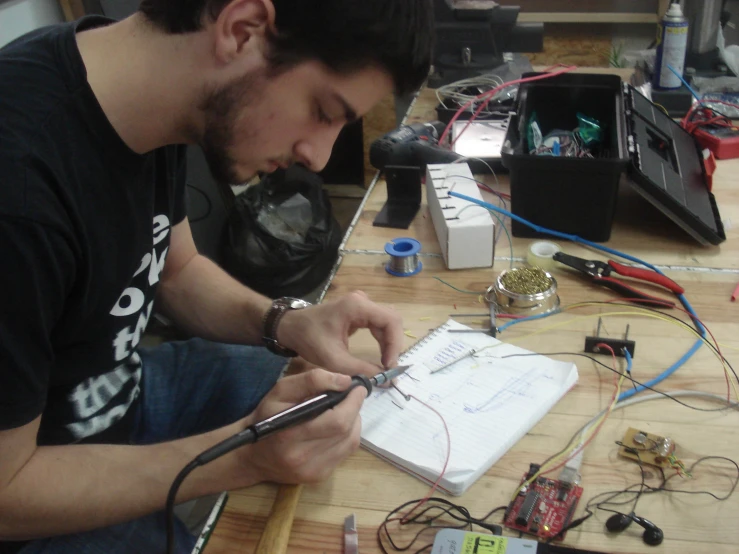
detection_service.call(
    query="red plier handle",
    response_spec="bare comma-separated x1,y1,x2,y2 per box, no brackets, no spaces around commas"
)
596,276,676,308
607,261,685,294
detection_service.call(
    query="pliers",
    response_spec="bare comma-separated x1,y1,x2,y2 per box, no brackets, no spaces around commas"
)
553,252,684,308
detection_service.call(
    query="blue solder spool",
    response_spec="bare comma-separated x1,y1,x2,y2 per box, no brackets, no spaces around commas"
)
384,238,422,277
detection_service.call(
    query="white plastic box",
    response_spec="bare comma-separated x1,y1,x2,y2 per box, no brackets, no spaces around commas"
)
426,163,494,269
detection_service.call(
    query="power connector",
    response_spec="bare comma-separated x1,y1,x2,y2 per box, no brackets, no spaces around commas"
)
584,318,635,358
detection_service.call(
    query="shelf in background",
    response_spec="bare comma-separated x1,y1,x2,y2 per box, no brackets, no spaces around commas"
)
518,12,659,24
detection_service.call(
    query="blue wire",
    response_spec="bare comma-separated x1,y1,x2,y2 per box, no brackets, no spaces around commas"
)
489,212,514,269
448,190,706,401
666,64,701,102
624,348,633,376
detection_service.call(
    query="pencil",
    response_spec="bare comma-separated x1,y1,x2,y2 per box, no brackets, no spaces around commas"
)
732,280,739,302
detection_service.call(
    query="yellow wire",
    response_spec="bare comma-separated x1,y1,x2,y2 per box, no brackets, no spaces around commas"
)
496,304,735,502
509,364,626,501
477,308,736,399
566,303,739,403
653,102,670,115
486,307,739,403
718,342,739,352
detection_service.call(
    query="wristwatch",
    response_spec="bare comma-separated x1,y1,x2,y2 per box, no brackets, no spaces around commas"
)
262,297,312,357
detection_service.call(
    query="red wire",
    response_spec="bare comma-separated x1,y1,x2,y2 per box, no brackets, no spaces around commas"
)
398,394,452,524
476,182,511,199
450,66,578,148
438,66,578,147
541,63,576,72
682,100,739,138
698,98,739,112
540,343,621,477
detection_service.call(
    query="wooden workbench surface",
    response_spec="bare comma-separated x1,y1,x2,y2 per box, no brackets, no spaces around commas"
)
206,76,739,554
207,258,739,554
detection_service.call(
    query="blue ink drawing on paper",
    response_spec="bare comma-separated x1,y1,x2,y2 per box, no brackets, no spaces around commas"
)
462,368,540,414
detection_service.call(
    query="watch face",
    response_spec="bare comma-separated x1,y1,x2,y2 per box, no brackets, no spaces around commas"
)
286,298,311,309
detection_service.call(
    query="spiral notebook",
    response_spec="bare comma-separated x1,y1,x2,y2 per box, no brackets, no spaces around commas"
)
360,319,579,495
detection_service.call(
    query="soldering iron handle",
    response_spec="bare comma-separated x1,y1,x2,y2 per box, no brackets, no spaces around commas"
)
252,375,371,440
195,376,371,465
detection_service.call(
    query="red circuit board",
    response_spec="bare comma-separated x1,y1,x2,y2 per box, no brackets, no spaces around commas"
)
503,473,583,541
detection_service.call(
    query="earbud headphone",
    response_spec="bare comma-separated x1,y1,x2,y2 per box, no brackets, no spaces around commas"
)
605,511,664,546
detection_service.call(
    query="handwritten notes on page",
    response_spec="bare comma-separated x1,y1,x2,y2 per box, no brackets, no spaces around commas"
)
360,319,579,495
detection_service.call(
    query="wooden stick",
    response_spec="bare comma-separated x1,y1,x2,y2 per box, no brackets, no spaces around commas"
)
255,484,303,554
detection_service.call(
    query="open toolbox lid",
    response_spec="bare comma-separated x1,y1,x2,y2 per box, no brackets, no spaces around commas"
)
621,83,726,245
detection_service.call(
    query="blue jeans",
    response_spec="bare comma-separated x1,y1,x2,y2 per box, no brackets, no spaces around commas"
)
18,339,286,554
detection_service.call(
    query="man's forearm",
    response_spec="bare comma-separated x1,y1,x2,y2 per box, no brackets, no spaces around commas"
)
157,253,271,345
0,420,255,540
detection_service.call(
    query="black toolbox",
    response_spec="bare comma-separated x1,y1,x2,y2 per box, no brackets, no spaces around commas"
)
501,72,725,245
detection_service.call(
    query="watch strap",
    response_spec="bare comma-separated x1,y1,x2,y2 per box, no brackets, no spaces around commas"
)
262,298,310,357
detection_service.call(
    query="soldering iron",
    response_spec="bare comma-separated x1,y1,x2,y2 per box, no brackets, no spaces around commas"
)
165,365,410,554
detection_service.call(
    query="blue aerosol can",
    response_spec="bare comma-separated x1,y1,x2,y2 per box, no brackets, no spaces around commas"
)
653,2,689,90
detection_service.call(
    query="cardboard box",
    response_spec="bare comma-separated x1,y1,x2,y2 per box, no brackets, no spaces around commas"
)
426,163,495,269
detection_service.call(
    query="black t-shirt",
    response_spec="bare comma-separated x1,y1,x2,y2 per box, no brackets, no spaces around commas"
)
0,17,187,446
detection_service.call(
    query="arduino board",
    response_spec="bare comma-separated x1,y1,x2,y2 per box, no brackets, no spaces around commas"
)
504,473,583,541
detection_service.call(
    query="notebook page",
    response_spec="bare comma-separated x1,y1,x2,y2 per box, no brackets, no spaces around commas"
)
360,319,578,494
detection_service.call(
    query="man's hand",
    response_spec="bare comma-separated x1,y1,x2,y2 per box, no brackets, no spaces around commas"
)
276,291,404,377
241,369,365,484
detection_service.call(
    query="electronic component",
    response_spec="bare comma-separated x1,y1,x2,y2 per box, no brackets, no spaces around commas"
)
431,530,541,554
583,317,636,358
558,466,581,489
619,427,678,469
693,125,739,160
515,491,540,526
681,102,739,160
525,463,540,481
505,470,583,541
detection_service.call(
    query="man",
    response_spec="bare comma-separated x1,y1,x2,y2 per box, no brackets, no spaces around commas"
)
0,0,433,552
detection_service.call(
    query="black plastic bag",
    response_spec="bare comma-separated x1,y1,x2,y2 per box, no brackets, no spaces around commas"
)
221,166,342,299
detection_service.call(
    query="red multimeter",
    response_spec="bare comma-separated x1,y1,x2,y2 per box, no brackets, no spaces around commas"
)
692,124,739,160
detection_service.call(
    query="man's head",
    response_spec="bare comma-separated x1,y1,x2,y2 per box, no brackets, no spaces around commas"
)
137,0,434,184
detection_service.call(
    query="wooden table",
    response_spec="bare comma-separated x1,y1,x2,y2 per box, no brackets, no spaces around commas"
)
207,79,739,554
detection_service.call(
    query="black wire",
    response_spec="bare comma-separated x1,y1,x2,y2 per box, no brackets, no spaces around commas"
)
616,444,647,514
497,352,739,413
186,183,213,223
551,452,739,541
378,499,506,554
562,300,739,387
495,350,739,482
165,459,201,554
660,456,739,500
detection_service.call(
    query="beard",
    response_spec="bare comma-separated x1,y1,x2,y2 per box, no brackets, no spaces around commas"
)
198,72,263,186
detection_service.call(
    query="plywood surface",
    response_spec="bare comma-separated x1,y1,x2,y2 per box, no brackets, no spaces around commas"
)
207,67,739,554
207,258,739,554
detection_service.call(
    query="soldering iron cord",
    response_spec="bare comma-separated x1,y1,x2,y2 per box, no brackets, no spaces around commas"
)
447,190,706,402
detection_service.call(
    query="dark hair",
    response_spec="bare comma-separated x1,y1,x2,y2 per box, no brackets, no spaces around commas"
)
138,0,434,95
